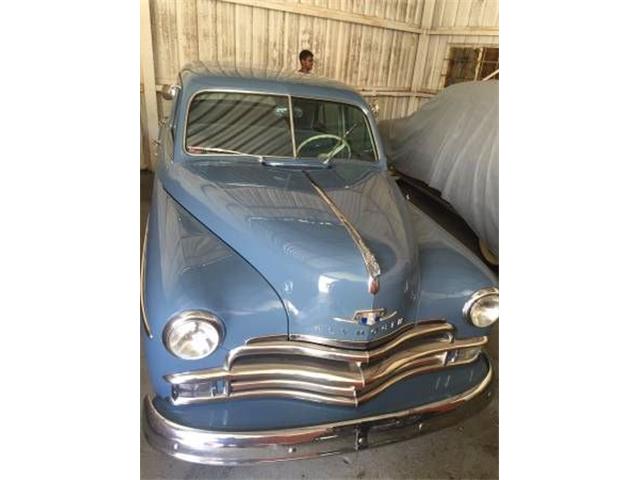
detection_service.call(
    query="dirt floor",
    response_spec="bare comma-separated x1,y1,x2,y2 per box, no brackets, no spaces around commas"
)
140,170,498,479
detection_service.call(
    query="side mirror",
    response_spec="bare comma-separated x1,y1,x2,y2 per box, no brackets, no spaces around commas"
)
161,84,178,100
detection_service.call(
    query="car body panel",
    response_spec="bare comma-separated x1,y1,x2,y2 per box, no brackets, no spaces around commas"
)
142,179,289,397
142,64,498,455
158,160,420,343
409,203,497,338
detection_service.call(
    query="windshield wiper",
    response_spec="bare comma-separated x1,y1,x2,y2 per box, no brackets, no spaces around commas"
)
187,146,328,169
187,146,265,163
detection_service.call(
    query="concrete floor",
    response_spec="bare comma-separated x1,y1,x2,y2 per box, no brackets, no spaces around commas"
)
140,171,498,479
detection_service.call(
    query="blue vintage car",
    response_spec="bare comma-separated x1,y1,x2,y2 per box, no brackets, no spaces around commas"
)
141,62,499,465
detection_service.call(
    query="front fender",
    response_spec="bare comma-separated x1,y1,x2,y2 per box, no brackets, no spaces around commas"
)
142,178,288,397
410,203,498,338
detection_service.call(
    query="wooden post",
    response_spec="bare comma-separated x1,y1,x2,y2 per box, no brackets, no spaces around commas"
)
408,1,437,115
474,47,484,81
140,0,159,170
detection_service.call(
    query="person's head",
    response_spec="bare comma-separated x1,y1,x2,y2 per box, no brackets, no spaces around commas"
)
298,50,314,73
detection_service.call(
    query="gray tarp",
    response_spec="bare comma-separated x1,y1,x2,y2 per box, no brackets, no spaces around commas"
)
379,81,498,257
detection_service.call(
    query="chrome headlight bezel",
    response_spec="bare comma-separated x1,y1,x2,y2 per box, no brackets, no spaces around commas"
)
463,287,499,328
162,310,225,360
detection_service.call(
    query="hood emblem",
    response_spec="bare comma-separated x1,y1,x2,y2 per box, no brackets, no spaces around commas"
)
335,308,399,326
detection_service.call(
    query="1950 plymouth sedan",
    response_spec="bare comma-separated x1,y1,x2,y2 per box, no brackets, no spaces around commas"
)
141,62,499,465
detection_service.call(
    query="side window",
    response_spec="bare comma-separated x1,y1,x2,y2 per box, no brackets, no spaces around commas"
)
445,46,499,86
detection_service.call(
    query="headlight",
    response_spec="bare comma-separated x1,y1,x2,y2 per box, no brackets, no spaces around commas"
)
163,311,224,360
463,287,499,327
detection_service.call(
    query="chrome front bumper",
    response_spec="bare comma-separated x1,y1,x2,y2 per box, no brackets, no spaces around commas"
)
142,358,494,465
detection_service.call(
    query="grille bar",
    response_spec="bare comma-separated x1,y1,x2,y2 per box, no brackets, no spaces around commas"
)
165,321,487,407
224,321,454,369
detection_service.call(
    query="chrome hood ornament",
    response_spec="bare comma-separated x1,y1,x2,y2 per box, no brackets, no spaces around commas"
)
335,308,400,326
333,308,404,330
304,172,381,295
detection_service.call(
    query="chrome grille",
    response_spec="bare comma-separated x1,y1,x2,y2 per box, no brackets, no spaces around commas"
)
165,321,487,407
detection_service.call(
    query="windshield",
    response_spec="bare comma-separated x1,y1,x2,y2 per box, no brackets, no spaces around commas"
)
185,92,377,163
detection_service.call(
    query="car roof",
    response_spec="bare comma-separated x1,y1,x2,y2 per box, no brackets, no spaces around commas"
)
178,61,367,107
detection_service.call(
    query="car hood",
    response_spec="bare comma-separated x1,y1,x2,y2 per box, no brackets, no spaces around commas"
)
161,161,420,343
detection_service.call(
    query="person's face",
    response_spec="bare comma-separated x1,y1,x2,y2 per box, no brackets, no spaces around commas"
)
300,56,314,72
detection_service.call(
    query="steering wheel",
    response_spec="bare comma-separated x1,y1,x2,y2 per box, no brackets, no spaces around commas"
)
296,134,351,163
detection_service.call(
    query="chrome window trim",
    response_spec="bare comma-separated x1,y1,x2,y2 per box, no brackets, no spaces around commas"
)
304,171,381,294
462,287,499,323
162,310,225,360
183,90,293,158
143,358,494,465
140,216,152,338
180,88,380,163
287,94,297,155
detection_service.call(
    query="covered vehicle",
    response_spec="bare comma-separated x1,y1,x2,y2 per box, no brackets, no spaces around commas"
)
141,63,498,465
379,81,498,262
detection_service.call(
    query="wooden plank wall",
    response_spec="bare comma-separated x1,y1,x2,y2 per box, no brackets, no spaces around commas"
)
140,0,498,169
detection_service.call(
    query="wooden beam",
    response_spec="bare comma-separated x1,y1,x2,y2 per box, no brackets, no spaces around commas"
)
431,27,498,36
221,0,422,33
140,0,159,170
220,0,498,36
360,90,435,98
